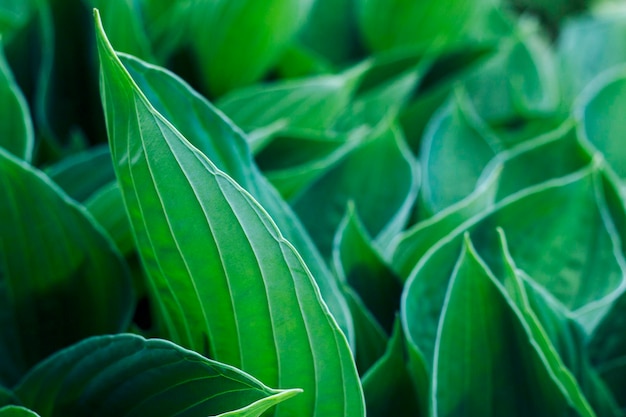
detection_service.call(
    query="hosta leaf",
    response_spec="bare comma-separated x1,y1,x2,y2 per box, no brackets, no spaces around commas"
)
390,163,501,280
432,236,584,416
0,43,32,161
293,123,419,258
402,166,625,373
44,144,115,202
463,17,559,123
0,406,39,417
185,0,315,96
333,204,402,333
558,5,626,102
420,90,499,214
361,319,424,417
85,182,134,256
0,147,133,386
355,0,498,54
217,68,362,136
576,65,626,180
95,11,364,417
118,52,355,348
14,334,299,417
493,119,592,201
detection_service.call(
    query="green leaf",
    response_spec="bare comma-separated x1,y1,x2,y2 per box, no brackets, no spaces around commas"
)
390,163,501,280
85,182,134,256
361,319,425,417
0,147,133,386
463,18,559,123
0,0,34,40
493,120,592,201
402,166,625,373
14,334,299,417
95,11,364,416
333,204,402,333
0,406,40,417
184,0,315,96
420,90,499,214
217,68,362,135
117,52,356,349
558,5,626,102
0,43,33,161
432,236,584,416
576,65,626,180
44,144,115,202
293,123,419,258
0,387,14,408
355,0,499,54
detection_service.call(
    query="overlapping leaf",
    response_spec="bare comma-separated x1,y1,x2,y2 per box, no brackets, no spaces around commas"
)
95,11,364,416
13,334,299,417
0,147,133,386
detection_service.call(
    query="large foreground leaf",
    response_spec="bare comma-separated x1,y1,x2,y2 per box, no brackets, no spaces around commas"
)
13,334,299,417
95,11,364,417
0,147,132,386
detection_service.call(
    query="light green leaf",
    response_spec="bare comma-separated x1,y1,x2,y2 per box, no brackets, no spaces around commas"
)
432,236,583,416
217,68,363,135
95,11,364,416
118,52,355,348
0,43,32,161
463,17,559,123
0,406,40,417
576,65,626,180
355,0,499,54
0,147,133,386
390,163,501,280
44,144,115,202
293,123,419,258
14,334,299,417
333,204,402,333
420,89,499,214
558,5,626,102
361,319,425,417
185,0,315,96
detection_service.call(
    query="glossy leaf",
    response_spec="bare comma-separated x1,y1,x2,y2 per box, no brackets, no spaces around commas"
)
44,144,115,202
361,319,424,417
14,334,299,417
0,147,133,386
432,236,584,416
576,65,626,180
293,123,419,258
118,52,355,348
0,44,33,161
95,12,364,416
0,406,39,417
185,0,315,96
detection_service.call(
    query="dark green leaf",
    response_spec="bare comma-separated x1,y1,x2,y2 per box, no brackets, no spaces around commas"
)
0,147,133,386
362,319,425,417
14,334,299,417
0,43,32,161
0,406,40,417
44,144,115,202
95,12,364,416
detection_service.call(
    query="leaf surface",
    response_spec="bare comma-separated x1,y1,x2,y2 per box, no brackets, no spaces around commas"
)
0,147,132,386
95,12,364,416
14,334,299,417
